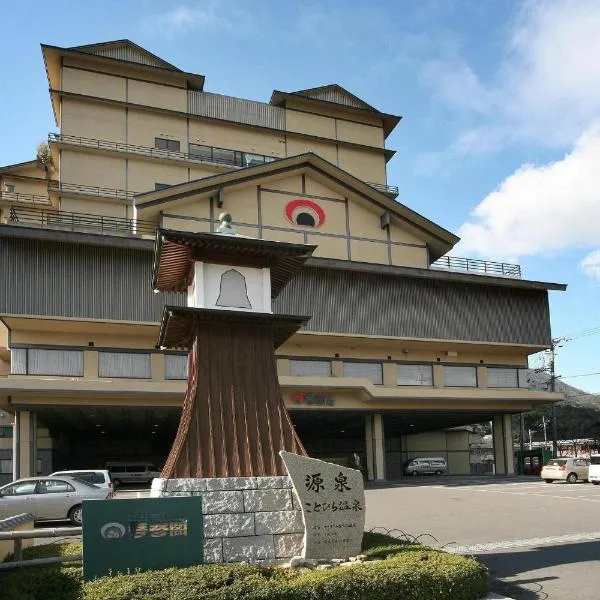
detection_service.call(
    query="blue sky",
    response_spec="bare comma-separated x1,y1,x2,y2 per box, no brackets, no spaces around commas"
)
1,0,599,391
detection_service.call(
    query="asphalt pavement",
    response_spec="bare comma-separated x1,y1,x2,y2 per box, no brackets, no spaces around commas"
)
364,476,600,599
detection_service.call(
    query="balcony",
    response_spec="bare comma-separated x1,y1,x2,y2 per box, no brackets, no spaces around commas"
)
366,181,399,198
5,205,156,238
431,255,522,279
0,190,51,206
49,133,278,171
48,181,136,202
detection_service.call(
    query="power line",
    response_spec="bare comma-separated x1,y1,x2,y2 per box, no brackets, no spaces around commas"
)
557,325,600,340
559,371,600,379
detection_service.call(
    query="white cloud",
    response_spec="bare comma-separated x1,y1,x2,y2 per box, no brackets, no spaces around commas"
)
581,250,600,280
141,3,231,34
421,0,600,151
456,124,600,276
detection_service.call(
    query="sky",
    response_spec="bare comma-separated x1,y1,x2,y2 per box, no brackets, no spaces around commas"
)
0,0,599,391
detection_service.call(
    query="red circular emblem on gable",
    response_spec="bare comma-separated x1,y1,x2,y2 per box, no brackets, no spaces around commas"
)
285,199,326,228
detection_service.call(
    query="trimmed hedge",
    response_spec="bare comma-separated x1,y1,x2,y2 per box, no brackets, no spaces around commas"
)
1,533,488,600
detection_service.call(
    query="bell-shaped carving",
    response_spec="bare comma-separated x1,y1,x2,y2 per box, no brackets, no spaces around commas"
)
216,269,252,309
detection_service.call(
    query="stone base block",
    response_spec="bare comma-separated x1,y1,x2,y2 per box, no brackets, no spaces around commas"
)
151,476,305,563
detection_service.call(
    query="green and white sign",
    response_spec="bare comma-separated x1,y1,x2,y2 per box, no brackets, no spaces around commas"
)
82,496,203,580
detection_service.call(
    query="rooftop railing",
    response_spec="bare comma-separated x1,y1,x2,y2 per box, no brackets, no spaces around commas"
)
6,206,156,237
0,191,50,205
48,133,278,171
431,255,522,278
48,181,136,201
366,181,399,197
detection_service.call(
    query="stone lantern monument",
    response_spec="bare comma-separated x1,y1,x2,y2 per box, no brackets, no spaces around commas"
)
153,213,315,479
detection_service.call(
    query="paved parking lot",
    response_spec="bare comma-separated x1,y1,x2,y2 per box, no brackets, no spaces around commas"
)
365,477,600,599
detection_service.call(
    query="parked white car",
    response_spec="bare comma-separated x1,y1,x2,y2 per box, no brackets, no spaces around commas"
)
106,462,161,486
50,469,113,492
0,476,111,525
589,455,600,485
404,457,448,476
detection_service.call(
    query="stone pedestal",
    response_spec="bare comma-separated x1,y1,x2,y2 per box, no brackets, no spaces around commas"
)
151,476,304,563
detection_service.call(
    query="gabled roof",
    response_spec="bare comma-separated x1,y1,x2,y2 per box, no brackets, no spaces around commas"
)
69,39,181,71
0,160,40,174
135,152,459,261
292,84,377,111
270,85,401,138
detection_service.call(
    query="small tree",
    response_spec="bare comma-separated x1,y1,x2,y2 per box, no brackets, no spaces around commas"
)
36,142,53,174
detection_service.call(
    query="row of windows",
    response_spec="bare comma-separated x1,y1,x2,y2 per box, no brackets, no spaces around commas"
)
11,349,188,380
154,137,277,168
9,350,531,388
288,359,531,388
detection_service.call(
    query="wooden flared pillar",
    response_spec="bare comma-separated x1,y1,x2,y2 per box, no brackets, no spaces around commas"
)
160,309,307,479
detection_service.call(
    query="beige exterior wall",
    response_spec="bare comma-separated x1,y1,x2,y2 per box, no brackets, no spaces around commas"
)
60,150,126,190
59,197,129,218
128,79,187,112
1,177,47,196
161,215,212,233
350,239,389,264
390,244,429,269
62,66,126,101
189,120,284,158
127,110,188,151
61,97,126,142
285,137,338,164
347,200,387,241
127,160,188,193
308,235,348,259
336,119,384,147
304,177,345,200
286,109,336,139
338,146,386,183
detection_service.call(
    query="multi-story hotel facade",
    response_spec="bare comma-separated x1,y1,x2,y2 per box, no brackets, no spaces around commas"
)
0,40,565,484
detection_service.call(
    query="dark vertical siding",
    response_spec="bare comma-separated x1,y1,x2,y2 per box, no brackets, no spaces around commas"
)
274,268,551,346
0,237,551,345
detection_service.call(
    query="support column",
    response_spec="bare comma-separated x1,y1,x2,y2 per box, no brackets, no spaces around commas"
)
14,410,36,479
492,415,515,475
12,410,20,482
365,415,374,481
373,414,386,481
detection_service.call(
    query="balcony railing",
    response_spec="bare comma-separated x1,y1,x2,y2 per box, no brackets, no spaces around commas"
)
366,181,399,197
48,181,136,201
49,133,278,171
0,191,50,205
431,255,522,278
6,206,156,237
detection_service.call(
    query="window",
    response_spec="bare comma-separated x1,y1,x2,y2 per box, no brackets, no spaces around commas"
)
212,147,236,165
518,369,533,388
343,362,383,385
488,368,519,388
444,366,477,387
99,352,151,379
11,348,84,376
0,459,12,474
154,137,180,152
0,426,12,438
289,359,332,377
154,183,170,191
2,480,36,496
165,355,188,380
188,144,213,159
397,364,433,386
5,184,15,193
37,479,75,494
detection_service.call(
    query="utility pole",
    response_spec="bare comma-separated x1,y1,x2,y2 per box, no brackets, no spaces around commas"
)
550,342,558,458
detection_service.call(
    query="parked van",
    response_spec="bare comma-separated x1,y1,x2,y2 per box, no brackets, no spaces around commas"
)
105,462,161,487
589,455,600,485
404,457,448,476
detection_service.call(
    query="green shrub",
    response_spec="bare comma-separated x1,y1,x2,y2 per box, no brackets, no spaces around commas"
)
0,533,488,600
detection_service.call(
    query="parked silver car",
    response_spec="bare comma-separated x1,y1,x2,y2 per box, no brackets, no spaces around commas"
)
0,476,111,525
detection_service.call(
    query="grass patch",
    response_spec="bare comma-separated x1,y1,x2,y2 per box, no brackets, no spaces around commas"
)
1,533,488,600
